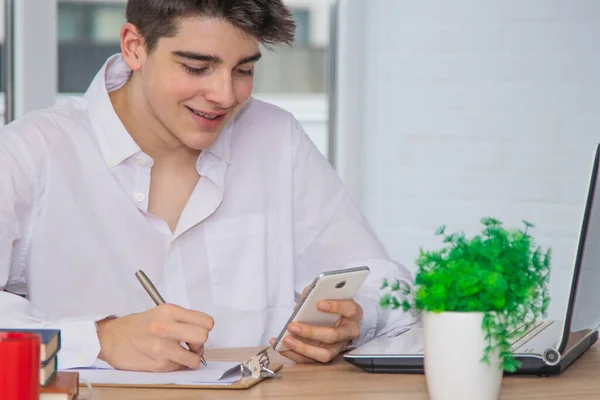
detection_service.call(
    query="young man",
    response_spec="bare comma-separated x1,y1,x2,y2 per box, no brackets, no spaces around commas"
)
0,0,416,372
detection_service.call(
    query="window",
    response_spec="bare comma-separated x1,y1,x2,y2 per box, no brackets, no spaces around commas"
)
58,2,124,93
58,2,125,43
292,8,310,46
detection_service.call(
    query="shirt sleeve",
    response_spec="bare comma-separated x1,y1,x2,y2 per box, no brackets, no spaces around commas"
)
0,131,108,369
290,115,419,347
0,292,109,369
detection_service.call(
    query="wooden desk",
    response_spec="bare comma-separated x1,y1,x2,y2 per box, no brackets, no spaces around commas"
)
82,344,599,399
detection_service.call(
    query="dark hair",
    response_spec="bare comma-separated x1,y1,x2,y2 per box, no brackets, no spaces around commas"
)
125,0,296,53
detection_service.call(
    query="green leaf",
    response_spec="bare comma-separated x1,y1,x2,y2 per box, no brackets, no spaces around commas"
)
435,225,447,236
379,217,552,372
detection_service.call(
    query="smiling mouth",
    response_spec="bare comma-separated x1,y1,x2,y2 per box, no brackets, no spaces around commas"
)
186,106,225,120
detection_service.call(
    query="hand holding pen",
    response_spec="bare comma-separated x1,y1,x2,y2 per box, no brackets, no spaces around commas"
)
95,273,214,372
135,270,209,366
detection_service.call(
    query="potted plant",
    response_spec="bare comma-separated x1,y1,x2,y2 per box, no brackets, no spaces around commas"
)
380,217,551,400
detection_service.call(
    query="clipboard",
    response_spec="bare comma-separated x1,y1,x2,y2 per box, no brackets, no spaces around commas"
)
76,347,283,390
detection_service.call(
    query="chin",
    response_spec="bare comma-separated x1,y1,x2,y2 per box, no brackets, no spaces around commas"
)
182,133,220,151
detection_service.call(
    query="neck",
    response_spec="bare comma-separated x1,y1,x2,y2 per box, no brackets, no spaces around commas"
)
109,75,200,164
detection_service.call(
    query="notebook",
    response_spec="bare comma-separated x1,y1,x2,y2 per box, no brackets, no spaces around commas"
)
66,347,282,390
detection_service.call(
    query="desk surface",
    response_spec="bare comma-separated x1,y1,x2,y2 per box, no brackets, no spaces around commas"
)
82,344,599,399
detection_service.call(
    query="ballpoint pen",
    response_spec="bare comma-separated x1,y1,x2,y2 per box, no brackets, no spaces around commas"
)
135,270,208,367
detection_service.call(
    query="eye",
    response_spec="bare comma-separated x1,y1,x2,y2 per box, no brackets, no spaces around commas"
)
182,65,208,75
236,68,254,77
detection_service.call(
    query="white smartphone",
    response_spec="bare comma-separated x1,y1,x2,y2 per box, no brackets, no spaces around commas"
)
272,266,370,352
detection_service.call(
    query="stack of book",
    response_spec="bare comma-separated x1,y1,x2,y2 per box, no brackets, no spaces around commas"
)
0,328,79,399
40,370,79,400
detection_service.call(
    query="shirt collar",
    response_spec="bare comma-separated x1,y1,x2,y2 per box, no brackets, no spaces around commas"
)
206,121,232,165
85,53,235,168
84,54,141,168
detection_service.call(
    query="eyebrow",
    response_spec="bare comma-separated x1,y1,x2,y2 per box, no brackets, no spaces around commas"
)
172,51,262,66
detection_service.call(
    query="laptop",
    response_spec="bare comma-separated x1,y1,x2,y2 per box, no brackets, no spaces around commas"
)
345,144,600,376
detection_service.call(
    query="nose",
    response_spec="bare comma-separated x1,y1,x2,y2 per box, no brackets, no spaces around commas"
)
204,71,236,109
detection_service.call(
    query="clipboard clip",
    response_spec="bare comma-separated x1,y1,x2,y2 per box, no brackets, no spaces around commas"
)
242,347,280,379
219,347,281,381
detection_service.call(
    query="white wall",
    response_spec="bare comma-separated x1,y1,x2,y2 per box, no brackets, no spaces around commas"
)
13,0,57,118
334,0,600,319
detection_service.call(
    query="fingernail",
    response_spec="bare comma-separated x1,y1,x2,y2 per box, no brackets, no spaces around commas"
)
284,336,296,347
288,325,301,334
318,302,330,311
269,338,275,345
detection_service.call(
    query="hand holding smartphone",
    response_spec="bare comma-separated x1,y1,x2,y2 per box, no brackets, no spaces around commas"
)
272,266,370,352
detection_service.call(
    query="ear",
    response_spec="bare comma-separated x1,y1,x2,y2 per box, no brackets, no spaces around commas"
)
120,22,147,71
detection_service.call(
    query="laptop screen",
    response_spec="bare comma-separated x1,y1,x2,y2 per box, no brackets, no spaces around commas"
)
559,145,600,353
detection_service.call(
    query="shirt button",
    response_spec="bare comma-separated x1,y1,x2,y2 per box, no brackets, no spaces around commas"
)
107,159,117,167
134,192,145,202
225,154,231,164
137,157,147,166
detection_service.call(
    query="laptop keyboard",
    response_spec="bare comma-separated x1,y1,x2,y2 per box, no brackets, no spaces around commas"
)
509,321,553,352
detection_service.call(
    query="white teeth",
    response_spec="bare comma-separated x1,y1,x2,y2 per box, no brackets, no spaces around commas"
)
191,108,218,120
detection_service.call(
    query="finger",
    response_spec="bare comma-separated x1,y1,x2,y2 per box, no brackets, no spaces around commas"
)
161,340,202,370
164,323,210,346
189,344,204,355
278,349,317,364
294,286,311,310
281,335,341,363
270,335,316,364
317,300,362,319
288,321,359,345
147,359,188,373
157,304,215,330
300,286,310,297
146,318,210,346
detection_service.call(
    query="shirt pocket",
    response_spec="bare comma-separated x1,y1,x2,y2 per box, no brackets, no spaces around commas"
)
203,213,271,312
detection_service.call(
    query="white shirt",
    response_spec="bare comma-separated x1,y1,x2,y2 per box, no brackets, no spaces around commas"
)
0,54,416,369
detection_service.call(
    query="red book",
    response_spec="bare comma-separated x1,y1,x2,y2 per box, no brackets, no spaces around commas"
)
39,371,79,400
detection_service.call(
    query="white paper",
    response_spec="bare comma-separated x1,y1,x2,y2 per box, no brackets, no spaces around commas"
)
67,362,242,386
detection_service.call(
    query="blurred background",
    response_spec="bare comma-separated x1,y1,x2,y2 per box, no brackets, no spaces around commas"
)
2,0,600,320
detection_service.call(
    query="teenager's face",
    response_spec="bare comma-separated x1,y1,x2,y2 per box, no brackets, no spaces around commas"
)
129,17,260,151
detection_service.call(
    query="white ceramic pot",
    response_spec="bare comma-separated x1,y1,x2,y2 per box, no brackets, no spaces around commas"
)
423,311,503,400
